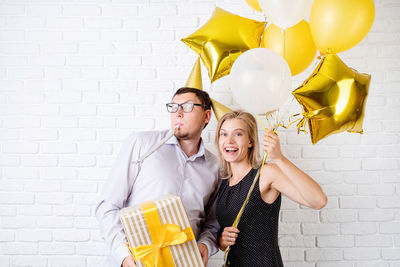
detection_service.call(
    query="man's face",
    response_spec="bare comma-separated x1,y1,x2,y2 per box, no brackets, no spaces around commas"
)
170,92,210,140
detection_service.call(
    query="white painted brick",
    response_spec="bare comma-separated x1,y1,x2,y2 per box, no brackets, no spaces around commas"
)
362,158,398,171
0,4,25,15
24,180,60,192
355,235,392,247
125,17,159,29
341,223,377,235
26,80,62,91
0,231,14,242
2,243,37,255
11,256,47,267
59,155,96,167
358,184,395,196
41,142,77,154
102,5,138,16
76,242,107,255
324,159,361,171
62,180,97,193
340,197,376,209
161,16,198,28
120,91,155,104
42,117,78,128
74,193,99,205
29,55,65,66
37,193,73,205
26,4,62,15
116,117,155,129
53,205,91,217
46,67,81,79
320,210,357,223
82,68,118,79
62,80,98,91
0,30,24,41
67,56,103,66
279,236,315,248
3,167,39,179
361,133,399,145
114,42,151,55
46,17,84,29
53,229,90,242
317,236,354,248
323,184,357,196
0,180,23,191
21,155,58,167
291,159,323,171
85,17,122,29
47,256,86,267
378,145,400,157
302,223,340,235
8,68,44,79
0,56,27,66
101,30,137,41
78,118,115,128
339,146,377,158
77,168,107,180
97,104,133,116
63,5,101,16
63,31,100,41
142,55,178,67
343,248,380,260
380,222,400,234
37,216,74,229
86,256,107,266
316,262,353,267
359,209,395,222
41,167,77,180
6,16,45,28
60,104,97,116
7,92,44,104
343,171,380,184
305,248,343,261
42,43,78,54
77,142,113,154
18,205,52,216
281,210,319,223
0,206,16,216
378,196,400,208
104,55,141,66
119,67,156,80
39,242,75,255
23,104,60,116
16,230,52,242
0,155,20,166
1,217,36,229
74,217,99,229
45,91,81,104
83,92,119,104
59,128,96,141
382,248,400,260
177,3,214,15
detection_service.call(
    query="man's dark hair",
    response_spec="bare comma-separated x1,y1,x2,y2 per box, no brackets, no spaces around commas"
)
173,87,212,111
172,87,212,129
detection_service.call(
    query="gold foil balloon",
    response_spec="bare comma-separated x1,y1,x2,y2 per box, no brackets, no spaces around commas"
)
310,0,375,54
292,53,370,144
181,7,265,82
184,58,231,120
245,0,262,12
261,20,316,76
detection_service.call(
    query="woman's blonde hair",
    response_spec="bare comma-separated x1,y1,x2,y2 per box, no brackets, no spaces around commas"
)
215,110,260,178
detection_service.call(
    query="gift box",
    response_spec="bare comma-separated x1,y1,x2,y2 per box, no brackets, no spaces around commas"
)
120,195,204,267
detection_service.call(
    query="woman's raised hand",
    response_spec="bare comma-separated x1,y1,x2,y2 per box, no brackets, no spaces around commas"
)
263,130,283,162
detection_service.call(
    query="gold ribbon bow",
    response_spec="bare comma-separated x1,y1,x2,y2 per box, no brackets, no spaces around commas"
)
128,201,195,267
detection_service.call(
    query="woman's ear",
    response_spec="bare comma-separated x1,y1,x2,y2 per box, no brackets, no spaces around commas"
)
248,141,253,148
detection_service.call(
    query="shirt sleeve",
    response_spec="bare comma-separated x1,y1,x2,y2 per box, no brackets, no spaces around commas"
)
95,133,141,266
197,180,221,257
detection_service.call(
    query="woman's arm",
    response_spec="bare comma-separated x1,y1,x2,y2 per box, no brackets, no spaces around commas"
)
262,130,327,210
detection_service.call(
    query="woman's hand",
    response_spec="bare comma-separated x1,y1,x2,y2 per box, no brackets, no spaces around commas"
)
263,130,283,162
218,227,239,251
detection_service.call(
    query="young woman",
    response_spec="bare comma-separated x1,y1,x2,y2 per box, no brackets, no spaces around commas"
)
215,110,327,266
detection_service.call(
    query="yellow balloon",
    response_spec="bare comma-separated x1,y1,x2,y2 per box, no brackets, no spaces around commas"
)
292,53,370,144
181,7,265,82
261,20,316,76
245,0,262,12
310,0,375,54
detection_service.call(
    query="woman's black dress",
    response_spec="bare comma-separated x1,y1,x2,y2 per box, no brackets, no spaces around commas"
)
216,168,283,267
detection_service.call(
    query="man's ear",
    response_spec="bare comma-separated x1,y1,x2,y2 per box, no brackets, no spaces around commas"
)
204,109,212,124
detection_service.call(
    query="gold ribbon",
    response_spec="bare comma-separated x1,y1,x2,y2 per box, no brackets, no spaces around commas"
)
128,201,195,267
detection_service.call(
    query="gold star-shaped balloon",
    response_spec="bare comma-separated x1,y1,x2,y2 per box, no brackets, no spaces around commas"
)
292,53,370,144
181,7,265,83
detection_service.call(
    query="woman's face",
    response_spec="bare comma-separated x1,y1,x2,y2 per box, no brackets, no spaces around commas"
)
218,118,253,165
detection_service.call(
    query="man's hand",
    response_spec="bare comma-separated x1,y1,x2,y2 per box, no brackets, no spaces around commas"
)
218,227,239,251
197,243,209,266
122,255,137,267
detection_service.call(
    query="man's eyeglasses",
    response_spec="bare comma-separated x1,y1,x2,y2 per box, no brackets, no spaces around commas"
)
166,102,204,113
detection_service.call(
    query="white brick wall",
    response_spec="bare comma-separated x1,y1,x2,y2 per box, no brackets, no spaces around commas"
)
0,0,399,266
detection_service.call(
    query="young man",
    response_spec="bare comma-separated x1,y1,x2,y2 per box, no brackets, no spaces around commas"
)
95,87,220,267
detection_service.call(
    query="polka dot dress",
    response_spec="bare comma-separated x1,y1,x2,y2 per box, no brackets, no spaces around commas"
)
216,168,284,267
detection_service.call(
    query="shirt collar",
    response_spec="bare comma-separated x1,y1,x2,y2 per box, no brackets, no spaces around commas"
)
166,134,207,162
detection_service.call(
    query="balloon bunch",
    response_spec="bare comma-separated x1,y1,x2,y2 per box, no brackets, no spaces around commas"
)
180,0,375,144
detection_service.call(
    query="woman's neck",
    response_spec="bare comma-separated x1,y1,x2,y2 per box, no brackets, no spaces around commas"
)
229,161,252,185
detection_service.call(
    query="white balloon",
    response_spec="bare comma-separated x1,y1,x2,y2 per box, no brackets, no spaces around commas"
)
230,48,291,115
259,0,314,29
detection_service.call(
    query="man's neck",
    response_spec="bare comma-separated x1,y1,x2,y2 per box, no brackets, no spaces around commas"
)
178,137,201,158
